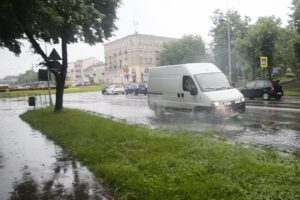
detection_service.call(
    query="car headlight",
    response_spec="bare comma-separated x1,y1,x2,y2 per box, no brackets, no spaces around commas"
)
241,97,245,102
212,101,222,107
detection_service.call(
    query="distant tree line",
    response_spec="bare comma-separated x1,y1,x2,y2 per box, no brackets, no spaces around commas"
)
1,70,38,85
159,0,300,81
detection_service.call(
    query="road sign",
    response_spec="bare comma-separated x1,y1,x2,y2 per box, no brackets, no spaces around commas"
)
48,48,61,60
38,69,50,81
260,57,268,68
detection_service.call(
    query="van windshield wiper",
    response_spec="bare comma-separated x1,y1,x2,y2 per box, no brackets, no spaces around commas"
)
203,87,216,91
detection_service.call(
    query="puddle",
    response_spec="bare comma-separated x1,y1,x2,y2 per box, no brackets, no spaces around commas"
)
0,99,111,200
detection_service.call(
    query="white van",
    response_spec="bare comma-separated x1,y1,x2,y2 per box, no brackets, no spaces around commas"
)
147,63,245,118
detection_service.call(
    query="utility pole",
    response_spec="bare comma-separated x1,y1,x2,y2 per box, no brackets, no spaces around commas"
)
45,43,53,107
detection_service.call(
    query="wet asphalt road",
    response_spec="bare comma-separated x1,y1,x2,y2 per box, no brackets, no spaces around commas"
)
63,92,300,152
0,92,299,199
0,99,111,200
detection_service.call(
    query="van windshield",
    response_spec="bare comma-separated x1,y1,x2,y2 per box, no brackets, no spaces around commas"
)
194,72,231,92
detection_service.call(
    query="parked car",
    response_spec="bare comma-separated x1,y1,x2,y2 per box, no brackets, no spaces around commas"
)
239,80,283,100
125,83,147,95
106,85,125,95
101,86,109,94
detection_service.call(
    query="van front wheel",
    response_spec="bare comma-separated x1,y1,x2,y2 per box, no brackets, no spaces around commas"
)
154,106,165,119
194,110,209,121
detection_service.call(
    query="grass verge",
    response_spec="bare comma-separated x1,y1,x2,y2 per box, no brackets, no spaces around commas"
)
20,108,300,200
285,88,300,96
0,85,101,98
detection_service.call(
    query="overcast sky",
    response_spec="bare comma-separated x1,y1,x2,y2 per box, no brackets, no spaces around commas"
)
0,0,292,78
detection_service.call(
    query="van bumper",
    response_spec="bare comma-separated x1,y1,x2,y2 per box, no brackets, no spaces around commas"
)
212,101,246,116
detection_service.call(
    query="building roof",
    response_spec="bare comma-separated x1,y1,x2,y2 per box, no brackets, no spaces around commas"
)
83,62,105,72
104,33,177,46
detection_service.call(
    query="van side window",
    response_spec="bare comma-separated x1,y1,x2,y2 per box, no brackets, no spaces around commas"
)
183,76,196,91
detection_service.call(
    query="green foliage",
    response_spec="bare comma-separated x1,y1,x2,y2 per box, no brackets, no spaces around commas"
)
210,9,250,82
0,85,101,98
274,28,298,75
21,108,300,200
235,16,281,80
0,0,120,55
290,0,300,32
17,70,38,84
158,35,208,65
285,88,300,96
290,0,300,79
0,0,120,111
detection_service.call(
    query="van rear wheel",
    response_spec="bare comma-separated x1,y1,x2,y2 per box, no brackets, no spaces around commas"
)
154,106,165,119
194,110,210,121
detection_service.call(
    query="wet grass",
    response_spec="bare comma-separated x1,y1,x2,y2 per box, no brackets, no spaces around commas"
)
0,85,101,98
21,108,300,200
285,88,300,96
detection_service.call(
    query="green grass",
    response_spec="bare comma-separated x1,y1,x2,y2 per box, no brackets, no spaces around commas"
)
285,88,300,96
20,108,300,200
0,85,101,98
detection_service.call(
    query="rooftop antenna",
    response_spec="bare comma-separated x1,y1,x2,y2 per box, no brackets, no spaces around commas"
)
133,20,139,34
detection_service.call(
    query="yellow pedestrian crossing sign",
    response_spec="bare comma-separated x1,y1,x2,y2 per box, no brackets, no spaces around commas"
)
260,57,268,68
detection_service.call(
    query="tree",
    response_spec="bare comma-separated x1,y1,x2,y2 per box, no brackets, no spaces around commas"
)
236,16,281,80
274,28,297,76
0,0,120,111
158,35,208,66
17,70,38,84
289,0,300,79
210,9,250,82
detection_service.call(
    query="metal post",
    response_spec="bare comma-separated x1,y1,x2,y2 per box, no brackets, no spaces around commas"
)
47,70,53,107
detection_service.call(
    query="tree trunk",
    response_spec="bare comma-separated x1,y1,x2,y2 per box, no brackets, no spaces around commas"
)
54,38,68,112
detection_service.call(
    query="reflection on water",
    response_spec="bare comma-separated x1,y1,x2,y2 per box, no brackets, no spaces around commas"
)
0,99,111,200
144,110,300,152
9,158,106,200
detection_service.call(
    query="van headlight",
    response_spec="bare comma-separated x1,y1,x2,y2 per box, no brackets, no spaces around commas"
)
241,97,245,102
212,101,222,107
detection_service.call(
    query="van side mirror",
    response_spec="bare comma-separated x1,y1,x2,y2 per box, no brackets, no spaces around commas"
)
190,88,198,96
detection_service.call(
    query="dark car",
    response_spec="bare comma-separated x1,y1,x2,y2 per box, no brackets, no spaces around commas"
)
101,86,108,94
125,83,147,95
239,80,283,100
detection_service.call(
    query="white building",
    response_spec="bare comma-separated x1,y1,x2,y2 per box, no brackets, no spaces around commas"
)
83,62,105,84
67,57,100,84
104,33,176,84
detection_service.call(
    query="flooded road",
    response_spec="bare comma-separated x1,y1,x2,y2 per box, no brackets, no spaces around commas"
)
0,92,299,199
64,92,300,153
0,99,111,200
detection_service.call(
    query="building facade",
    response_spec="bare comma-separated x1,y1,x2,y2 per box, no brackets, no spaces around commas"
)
83,62,105,84
104,33,176,84
67,57,101,84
